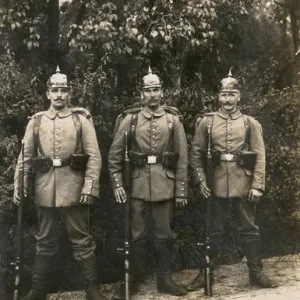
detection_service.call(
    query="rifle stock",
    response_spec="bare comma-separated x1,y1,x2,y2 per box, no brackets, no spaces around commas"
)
12,139,25,300
124,131,131,300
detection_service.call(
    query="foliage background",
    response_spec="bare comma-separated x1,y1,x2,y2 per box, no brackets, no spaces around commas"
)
0,0,300,299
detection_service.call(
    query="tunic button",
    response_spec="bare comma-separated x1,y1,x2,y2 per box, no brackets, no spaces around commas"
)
228,122,232,126
152,135,156,138
117,184,120,187
152,142,156,145
228,147,232,150
228,141,231,144
228,134,231,138
152,148,155,151
181,188,184,191
56,149,59,152
181,194,184,196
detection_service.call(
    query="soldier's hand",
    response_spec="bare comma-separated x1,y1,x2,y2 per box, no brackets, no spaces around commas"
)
13,191,28,206
199,181,211,198
248,188,262,203
80,194,95,205
114,187,127,203
175,198,187,208
13,193,20,206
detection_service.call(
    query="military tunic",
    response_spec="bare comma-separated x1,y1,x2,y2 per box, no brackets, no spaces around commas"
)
109,106,188,201
190,109,265,198
14,108,101,207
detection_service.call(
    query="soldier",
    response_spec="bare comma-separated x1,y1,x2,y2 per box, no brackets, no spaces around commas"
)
13,67,108,300
108,67,188,299
187,70,276,291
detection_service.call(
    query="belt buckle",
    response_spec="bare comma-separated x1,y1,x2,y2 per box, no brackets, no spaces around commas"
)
53,158,62,167
224,154,234,161
147,155,157,164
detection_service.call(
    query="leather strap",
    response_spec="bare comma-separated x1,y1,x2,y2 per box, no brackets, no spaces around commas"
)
72,113,82,154
33,114,45,156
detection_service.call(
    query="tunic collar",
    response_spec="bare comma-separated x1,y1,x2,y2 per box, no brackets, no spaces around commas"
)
45,107,72,119
217,108,242,120
141,106,166,119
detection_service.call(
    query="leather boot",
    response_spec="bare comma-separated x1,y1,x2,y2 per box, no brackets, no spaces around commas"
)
245,239,277,288
155,239,187,296
187,269,206,291
21,255,51,300
112,238,147,300
77,255,109,300
157,272,187,296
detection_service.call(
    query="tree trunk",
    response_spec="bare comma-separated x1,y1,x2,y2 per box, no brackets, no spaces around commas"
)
48,0,60,67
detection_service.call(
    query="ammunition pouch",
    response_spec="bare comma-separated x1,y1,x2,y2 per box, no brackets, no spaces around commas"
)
70,153,90,171
236,151,257,171
31,156,52,173
129,151,146,167
162,152,178,169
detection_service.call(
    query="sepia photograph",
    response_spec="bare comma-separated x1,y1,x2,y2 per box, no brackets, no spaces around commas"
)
0,0,300,299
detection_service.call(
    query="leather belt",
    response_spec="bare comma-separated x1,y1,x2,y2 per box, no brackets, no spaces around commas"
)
219,153,238,162
52,158,71,167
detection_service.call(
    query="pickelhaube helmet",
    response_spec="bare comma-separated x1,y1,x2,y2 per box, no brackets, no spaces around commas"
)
47,66,68,88
142,66,162,89
221,68,239,92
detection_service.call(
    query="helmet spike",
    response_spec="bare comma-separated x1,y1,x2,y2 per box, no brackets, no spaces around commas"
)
56,65,61,73
228,67,233,77
148,65,153,74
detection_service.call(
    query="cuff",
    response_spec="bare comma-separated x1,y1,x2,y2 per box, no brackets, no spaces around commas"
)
175,180,188,198
251,172,265,191
191,168,206,186
111,172,124,189
81,179,99,199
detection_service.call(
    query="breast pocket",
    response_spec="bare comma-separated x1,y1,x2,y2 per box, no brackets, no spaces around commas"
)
131,168,140,179
165,169,175,180
244,169,254,177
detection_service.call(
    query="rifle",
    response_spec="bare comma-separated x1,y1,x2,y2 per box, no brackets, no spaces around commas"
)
204,122,213,297
12,139,25,300
123,131,131,300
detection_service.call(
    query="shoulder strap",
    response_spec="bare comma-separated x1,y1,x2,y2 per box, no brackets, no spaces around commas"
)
33,114,45,156
206,114,214,151
129,113,139,151
166,113,175,152
242,115,251,151
72,113,82,154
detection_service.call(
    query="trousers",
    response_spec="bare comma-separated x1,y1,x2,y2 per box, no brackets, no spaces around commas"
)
130,199,174,241
35,205,96,260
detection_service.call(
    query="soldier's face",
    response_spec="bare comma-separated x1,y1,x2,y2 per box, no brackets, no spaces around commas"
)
142,87,163,109
219,91,240,113
47,86,69,110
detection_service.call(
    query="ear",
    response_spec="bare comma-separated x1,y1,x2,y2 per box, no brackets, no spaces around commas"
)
46,89,50,100
160,90,164,98
140,90,144,100
237,91,241,101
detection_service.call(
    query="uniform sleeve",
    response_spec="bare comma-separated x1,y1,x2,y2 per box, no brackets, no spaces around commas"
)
80,116,102,199
190,117,208,186
249,118,266,192
172,116,188,198
108,115,131,189
14,119,37,200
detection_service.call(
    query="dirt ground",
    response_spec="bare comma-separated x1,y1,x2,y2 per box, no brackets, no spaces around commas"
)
48,254,300,300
